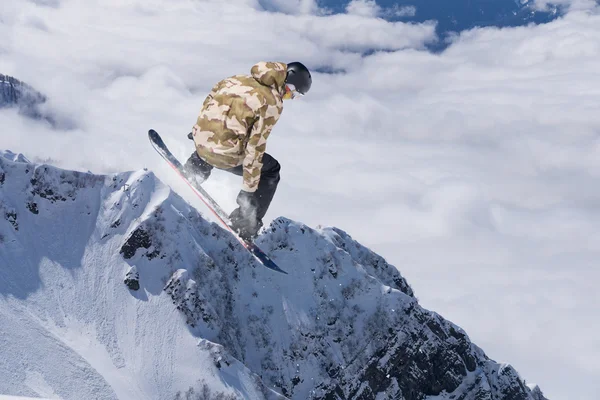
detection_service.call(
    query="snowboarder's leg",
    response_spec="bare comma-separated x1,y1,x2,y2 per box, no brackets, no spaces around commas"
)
225,153,280,220
224,154,280,239
252,153,281,220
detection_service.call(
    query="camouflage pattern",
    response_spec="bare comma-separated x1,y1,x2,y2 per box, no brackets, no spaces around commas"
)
191,62,287,193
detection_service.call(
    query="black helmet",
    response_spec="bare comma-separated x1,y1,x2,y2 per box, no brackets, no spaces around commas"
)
286,62,312,95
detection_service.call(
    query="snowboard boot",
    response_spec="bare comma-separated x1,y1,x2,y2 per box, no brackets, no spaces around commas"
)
229,207,263,242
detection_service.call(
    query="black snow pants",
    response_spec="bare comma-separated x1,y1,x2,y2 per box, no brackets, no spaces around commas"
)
188,152,281,221
223,154,281,221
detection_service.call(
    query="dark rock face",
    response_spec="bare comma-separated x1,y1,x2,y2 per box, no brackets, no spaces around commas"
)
125,278,140,291
120,227,153,259
314,312,523,399
0,74,47,120
124,266,140,291
120,224,163,260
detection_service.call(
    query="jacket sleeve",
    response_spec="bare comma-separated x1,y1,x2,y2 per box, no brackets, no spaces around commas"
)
201,82,220,109
241,103,281,192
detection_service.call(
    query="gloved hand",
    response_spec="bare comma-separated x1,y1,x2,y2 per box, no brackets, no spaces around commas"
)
183,151,212,185
236,190,259,216
229,203,263,242
230,191,261,241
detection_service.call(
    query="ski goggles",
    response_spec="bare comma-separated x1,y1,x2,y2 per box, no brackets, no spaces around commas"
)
283,83,304,100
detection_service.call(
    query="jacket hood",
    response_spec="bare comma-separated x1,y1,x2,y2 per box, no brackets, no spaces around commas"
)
251,62,287,92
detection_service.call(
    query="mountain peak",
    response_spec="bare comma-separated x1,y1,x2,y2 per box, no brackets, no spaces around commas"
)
0,155,548,400
0,75,48,121
1,150,30,164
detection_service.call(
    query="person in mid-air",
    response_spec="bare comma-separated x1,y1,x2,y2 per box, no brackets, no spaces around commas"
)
183,61,312,241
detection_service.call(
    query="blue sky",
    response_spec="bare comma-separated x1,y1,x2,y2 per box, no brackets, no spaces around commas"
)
260,0,562,50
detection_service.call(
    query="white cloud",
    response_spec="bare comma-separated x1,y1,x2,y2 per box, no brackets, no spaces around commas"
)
293,14,436,52
259,0,322,15
1,1,600,399
346,0,381,18
532,0,599,11
391,5,417,17
345,0,417,19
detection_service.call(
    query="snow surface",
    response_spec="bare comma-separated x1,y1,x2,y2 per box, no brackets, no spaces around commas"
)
0,153,278,400
0,152,547,400
0,396,52,400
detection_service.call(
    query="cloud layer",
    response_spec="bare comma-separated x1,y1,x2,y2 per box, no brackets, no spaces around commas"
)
1,1,599,399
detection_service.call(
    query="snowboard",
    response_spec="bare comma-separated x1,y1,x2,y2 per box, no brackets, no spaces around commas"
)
148,129,287,274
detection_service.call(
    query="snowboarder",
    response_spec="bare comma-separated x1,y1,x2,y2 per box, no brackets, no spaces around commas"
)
183,61,312,241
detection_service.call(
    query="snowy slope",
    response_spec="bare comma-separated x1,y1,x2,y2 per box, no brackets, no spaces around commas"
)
0,152,281,400
0,396,52,400
0,152,548,400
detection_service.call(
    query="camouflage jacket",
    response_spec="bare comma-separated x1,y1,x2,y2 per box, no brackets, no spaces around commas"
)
191,62,286,193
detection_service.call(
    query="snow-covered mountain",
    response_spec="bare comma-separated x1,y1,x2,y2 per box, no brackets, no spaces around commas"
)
0,75,47,121
0,152,549,400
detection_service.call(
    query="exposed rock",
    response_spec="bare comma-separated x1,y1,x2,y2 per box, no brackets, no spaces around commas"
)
26,202,39,214
124,266,140,291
